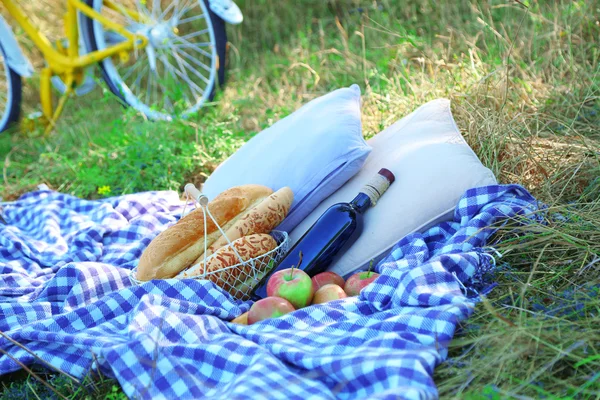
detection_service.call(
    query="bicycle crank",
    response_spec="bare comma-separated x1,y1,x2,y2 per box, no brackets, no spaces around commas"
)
50,38,96,96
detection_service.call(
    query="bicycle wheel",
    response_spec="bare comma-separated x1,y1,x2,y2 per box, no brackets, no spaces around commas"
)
83,0,227,121
0,44,22,133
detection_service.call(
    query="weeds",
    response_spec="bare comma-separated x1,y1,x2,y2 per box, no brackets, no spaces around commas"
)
0,367,127,400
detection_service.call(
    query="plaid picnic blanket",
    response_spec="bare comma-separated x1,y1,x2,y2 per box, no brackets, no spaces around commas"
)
0,185,539,399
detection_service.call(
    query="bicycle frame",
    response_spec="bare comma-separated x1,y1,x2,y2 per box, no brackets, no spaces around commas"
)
1,0,149,129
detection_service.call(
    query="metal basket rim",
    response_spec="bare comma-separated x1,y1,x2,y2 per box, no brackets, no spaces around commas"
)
129,230,289,286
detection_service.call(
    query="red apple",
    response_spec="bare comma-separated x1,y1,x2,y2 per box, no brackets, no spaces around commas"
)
344,271,380,296
311,271,345,292
312,284,348,304
267,268,314,309
247,297,295,324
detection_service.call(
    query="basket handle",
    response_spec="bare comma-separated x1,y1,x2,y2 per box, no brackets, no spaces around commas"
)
182,183,255,276
184,183,208,207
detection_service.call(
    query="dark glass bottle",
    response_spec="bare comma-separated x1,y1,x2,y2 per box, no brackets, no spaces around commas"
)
251,168,395,300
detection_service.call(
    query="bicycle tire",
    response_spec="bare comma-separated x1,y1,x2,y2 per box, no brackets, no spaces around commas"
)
81,0,227,119
0,44,22,133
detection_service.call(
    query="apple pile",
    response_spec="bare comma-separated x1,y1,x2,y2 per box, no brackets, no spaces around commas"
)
238,264,380,325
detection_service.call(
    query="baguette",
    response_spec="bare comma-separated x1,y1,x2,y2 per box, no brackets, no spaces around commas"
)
195,187,293,263
179,234,277,292
136,185,273,281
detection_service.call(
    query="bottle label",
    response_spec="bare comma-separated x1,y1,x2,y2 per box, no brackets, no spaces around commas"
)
361,174,391,206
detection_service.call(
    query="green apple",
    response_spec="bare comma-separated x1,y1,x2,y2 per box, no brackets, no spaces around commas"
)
266,267,314,309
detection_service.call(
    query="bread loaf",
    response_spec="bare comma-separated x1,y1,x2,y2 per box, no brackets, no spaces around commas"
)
231,311,249,325
136,185,274,281
194,187,294,262
179,233,277,293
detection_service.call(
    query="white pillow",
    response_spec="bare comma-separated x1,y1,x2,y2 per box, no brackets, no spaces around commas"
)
202,84,371,233
289,98,497,278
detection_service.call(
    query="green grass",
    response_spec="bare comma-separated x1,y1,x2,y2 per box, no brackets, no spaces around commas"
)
1,0,600,398
0,367,126,400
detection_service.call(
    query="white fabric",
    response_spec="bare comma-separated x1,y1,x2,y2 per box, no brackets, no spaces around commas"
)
289,98,498,278
202,84,371,233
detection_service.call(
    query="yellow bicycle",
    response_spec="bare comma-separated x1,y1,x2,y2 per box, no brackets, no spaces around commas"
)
0,0,229,133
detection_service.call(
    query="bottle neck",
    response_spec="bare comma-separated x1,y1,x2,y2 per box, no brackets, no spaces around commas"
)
359,172,392,207
350,193,372,214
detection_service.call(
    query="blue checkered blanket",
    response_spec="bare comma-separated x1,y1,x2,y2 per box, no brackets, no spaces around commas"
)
0,185,539,399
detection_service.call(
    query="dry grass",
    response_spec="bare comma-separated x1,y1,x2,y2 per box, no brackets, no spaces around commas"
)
1,0,599,398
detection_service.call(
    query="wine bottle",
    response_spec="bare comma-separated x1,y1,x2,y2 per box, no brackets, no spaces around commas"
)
251,168,395,300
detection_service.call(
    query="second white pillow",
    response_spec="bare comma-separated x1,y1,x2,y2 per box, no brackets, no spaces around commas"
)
289,98,497,278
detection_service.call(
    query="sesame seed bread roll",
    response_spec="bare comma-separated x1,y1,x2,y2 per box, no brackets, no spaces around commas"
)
136,185,274,281
193,187,293,263
178,234,277,292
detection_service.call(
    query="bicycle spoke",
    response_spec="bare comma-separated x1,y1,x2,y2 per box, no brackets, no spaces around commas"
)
132,65,149,90
179,13,205,25
172,50,211,86
121,56,147,82
177,0,200,22
173,48,212,82
172,0,192,22
152,0,163,20
158,55,194,104
170,53,205,97
165,97,174,111
102,1,138,26
135,0,150,20
153,56,167,110
154,74,160,110
159,0,178,21
172,0,187,17
113,10,137,27
179,28,210,41
94,0,216,118
145,69,153,108
172,37,212,58
158,54,189,101
172,36,212,49
162,52,203,99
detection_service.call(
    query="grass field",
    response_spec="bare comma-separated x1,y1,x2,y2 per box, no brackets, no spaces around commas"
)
1,0,599,398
